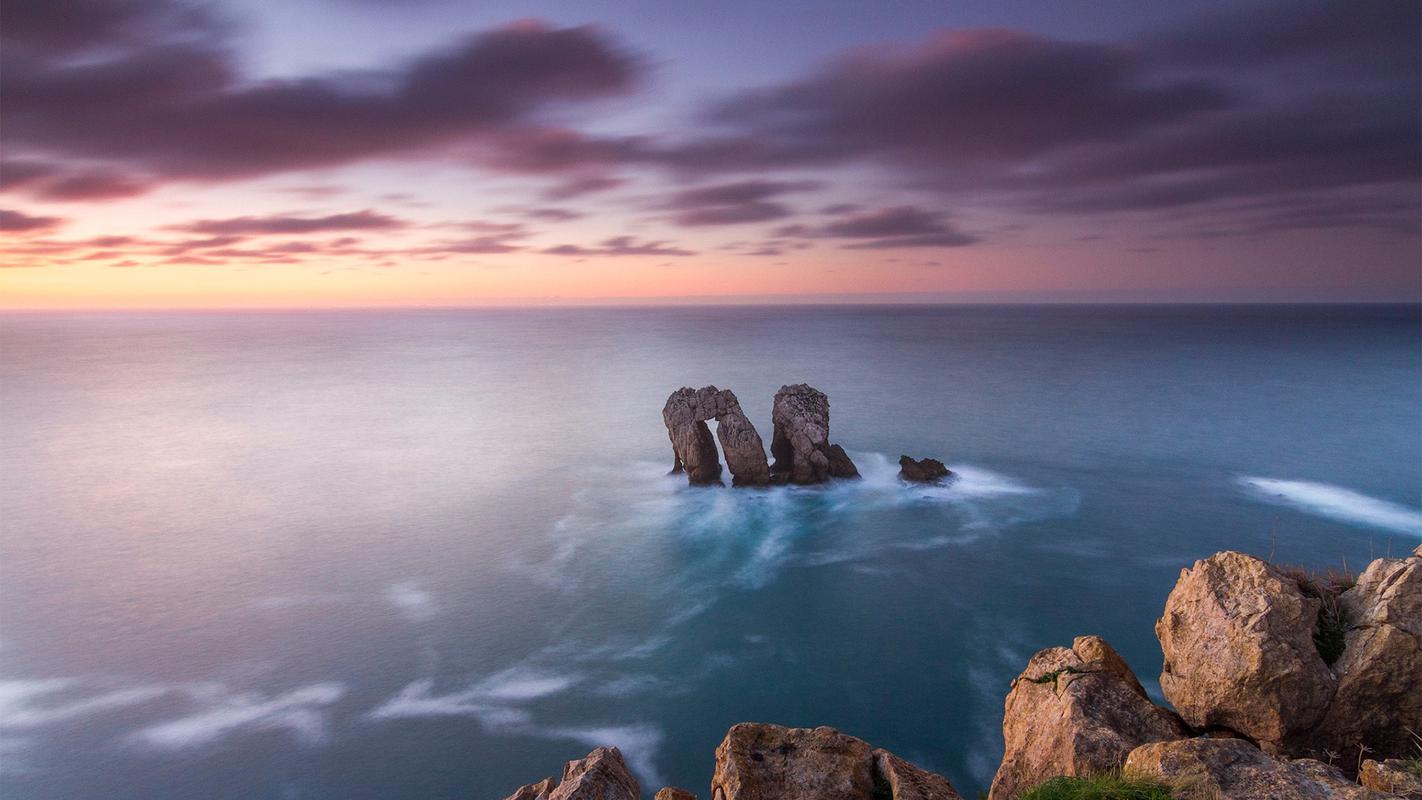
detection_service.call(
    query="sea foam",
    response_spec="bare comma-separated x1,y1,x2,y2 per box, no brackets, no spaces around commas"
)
1240,476,1422,536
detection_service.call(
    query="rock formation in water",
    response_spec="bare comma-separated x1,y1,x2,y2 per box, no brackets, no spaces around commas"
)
712,723,961,800
503,746,639,800
663,386,770,486
770,384,858,484
988,635,1187,800
1125,738,1389,799
898,455,951,483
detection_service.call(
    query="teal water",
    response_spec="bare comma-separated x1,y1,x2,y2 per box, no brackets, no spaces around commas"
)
1,305,1419,799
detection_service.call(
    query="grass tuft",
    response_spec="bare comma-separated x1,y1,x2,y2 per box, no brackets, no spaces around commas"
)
1019,775,1177,800
1279,565,1354,665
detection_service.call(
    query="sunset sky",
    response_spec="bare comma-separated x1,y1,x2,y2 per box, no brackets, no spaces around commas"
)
2,0,1418,308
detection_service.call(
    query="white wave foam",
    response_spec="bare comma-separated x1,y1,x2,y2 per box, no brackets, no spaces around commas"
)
1240,477,1422,536
386,582,437,622
365,667,581,730
0,679,168,730
132,683,345,750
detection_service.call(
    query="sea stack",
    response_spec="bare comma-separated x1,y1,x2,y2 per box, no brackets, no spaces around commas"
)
898,455,951,483
663,386,771,486
770,383,858,484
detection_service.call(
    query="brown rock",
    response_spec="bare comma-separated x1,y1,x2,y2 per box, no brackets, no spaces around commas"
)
874,749,963,800
1156,551,1336,752
988,635,1187,800
504,777,556,800
1360,759,1422,799
664,386,770,486
711,722,960,800
898,456,951,483
549,747,640,800
1124,737,1391,799
654,789,698,800
769,384,856,484
1313,550,1422,764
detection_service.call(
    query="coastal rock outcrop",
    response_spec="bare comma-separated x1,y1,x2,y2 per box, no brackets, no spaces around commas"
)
711,723,960,800
988,635,1187,800
898,455,951,483
1312,545,1422,763
502,747,639,800
769,384,858,484
1360,759,1422,799
664,386,771,486
654,788,698,800
1156,551,1336,753
1124,738,1390,800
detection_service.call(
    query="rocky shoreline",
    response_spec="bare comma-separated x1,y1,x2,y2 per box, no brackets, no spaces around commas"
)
503,545,1421,800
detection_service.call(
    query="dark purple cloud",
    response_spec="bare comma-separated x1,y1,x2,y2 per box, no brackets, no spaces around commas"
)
660,179,816,227
788,205,978,248
0,208,65,233
2,5,640,180
542,236,693,257
170,211,408,235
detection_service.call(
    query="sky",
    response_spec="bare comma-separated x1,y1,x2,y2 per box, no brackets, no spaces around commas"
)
1,0,1418,308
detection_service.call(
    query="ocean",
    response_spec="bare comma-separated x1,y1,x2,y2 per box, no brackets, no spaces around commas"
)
1,304,1419,799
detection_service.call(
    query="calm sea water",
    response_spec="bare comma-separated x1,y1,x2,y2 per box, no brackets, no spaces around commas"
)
2,305,1419,799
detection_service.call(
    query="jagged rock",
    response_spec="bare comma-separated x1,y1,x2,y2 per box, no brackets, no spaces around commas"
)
711,722,960,800
654,789,698,800
898,455,950,483
1361,759,1422,799
1124,738,1391,799
1313,548,1422,764
988,635,1187,800
504,777,556,800
500,747,639,800
769,384,856,484
663,386,770,486
874,749,963,800
1156,551,1336,753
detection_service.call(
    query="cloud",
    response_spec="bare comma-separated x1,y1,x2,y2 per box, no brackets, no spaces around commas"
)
542,236,694,257
661,179,816,227
131,683,346,750
541,175,623,200
171,211,407,235
2,8,641,181
0,209,65,233
783,205,978,248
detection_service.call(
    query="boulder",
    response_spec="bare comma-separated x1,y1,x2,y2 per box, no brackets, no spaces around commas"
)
711,723,960,800
654,789,698,800
1360,759,1422,799
1156,551,1336,752
770,384,857,484
1124,737,1391,799
505,777,556,800
1313,548,1422,764
501,747,639,800
988,636,1187,800
898,456,951,483
664,386,770,486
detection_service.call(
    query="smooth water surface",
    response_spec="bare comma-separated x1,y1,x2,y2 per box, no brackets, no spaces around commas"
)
2,305,1419,798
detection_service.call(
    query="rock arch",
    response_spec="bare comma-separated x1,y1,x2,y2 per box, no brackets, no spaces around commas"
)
662,386,771,486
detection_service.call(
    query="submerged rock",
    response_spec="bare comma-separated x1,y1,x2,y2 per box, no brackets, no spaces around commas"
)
1124,738,1389,800
898,455,950,483
711,722,960,800
1156,551,1335,753
663,386,770,486
988,635,1187,800
769,384,857,484
501,747,639,800
1312,547,1422,765
1360,759,1422,799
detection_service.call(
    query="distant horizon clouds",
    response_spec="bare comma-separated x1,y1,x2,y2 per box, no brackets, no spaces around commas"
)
1,0,1418,306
